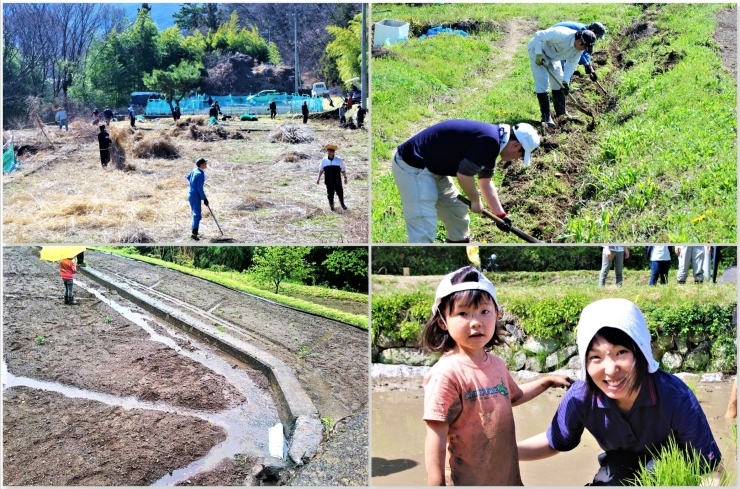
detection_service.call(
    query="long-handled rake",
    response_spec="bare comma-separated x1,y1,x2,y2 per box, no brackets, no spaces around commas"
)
457,195,542,243
205,204,235,243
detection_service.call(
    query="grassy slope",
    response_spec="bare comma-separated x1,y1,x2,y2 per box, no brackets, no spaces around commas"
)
97,247,368,329
371,3,736,243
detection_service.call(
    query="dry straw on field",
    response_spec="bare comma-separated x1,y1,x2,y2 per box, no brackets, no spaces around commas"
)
132,133,180,159
269,123,315,144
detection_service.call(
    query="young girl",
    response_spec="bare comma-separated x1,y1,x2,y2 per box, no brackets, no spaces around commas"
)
517,298,722,485
59,257,77,305
423,266,572,486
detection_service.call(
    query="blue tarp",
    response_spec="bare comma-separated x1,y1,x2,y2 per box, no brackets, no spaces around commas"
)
419,26,468,39
3,143,16,173
145,93,323,116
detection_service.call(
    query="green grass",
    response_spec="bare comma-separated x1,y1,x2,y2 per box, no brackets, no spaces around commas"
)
95,247,368,329
371,3,736,242
35,335,45,345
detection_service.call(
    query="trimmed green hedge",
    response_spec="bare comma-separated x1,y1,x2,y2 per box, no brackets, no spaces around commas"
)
372,286,736,370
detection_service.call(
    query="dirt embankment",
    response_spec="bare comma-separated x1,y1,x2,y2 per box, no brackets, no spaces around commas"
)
87,250,369,421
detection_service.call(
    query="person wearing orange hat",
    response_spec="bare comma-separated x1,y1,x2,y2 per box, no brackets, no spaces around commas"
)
317,144,347,211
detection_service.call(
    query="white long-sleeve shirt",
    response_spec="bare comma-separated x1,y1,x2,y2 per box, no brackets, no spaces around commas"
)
528,26,584,82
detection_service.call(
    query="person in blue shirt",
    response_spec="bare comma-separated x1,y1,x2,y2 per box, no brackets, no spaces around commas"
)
553,21,606,82
392,119,540,243
518,298,722,485
186,157,209,240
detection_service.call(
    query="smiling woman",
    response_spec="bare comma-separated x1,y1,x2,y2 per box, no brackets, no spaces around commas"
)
517,298,723,485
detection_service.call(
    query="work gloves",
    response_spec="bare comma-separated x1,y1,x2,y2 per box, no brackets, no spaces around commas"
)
204,199,209,207
495,212,513,232
535,54,546,66
561,82,570,95
585,64,598,81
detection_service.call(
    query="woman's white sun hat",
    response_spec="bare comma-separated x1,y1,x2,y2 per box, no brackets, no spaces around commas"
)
432,268,499,315
576,298,659,380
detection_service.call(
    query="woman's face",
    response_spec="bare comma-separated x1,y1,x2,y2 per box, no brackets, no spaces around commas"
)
586,337,639,409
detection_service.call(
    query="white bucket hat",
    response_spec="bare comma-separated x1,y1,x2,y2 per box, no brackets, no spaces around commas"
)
576,298,659,380
432,267,499,315
512,123,540,167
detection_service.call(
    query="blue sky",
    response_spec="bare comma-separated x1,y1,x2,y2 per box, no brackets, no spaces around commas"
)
118,3,180,30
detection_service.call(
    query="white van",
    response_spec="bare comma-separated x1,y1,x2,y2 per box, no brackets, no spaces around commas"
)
311,82,327,97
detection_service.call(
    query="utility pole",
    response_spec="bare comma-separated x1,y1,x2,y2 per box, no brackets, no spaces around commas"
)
294,7,299,94
361,3,367,108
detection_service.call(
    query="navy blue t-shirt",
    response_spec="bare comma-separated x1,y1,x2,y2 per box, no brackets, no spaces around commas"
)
546,370,721,468
396,120,503,178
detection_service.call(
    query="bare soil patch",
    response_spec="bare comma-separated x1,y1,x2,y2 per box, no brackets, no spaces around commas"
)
3,387,227,486
87,250,369,420
714,7,737,77
3,115,368,244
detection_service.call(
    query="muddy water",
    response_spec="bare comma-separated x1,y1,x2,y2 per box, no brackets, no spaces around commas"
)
372,382,737,486
4,277,281,485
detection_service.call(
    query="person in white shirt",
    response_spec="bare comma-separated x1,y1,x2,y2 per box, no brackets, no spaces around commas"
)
317,144,347,211
528,27,597,126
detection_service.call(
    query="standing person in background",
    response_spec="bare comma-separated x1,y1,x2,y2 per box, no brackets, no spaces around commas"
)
357,106,367,129
97,124,111,168
647,245,671,285
599,246,629,286
91,108,100,125
675,246,706,284
128,105,137,128
186,157,209,241
339,103,347,124
55,107,68,132
60,257,78,305
269,100,277,119
302,101,309,124
103,106,114,126
552,21,607,85
317,144,347,211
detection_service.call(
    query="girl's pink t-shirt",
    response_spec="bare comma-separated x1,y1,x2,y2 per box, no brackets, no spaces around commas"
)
423,351,522,486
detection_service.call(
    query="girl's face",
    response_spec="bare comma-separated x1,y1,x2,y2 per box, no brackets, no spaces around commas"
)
586,337,640,409
439,297,498,359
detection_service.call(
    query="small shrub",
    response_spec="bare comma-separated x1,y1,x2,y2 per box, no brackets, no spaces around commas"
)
35,335,45,345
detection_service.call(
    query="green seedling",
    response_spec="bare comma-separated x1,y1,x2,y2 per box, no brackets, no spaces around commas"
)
298,345,309,359
35,335,45,345
627,435,732,486
217,326,226,333
105,316,112,323
321,416,334,435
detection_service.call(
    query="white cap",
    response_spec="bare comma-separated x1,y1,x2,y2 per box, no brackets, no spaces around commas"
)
576,298,659,380
432,267,499,315
512,123,540,167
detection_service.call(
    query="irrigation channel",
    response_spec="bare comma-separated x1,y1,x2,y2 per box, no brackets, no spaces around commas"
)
3,247,369,485
371,368,737,486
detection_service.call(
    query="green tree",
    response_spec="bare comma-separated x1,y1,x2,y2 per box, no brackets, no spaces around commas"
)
86,32,136,107
250,247,313,294
159,27,202,70
324,13,361,83
322,248,368,290
207,11,276,63
173,3,221,32
143,59,203,116
124,7,160,85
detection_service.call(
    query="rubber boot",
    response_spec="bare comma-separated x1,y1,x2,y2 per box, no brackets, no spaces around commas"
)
536,93,555,127
338,192,347,210
328,197,335,211
553,90,577,119
191,228,200,241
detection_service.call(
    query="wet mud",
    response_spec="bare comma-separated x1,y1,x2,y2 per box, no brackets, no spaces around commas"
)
87,249,369,420
372,380,737,486
3,247,282,485
3,387,226,486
